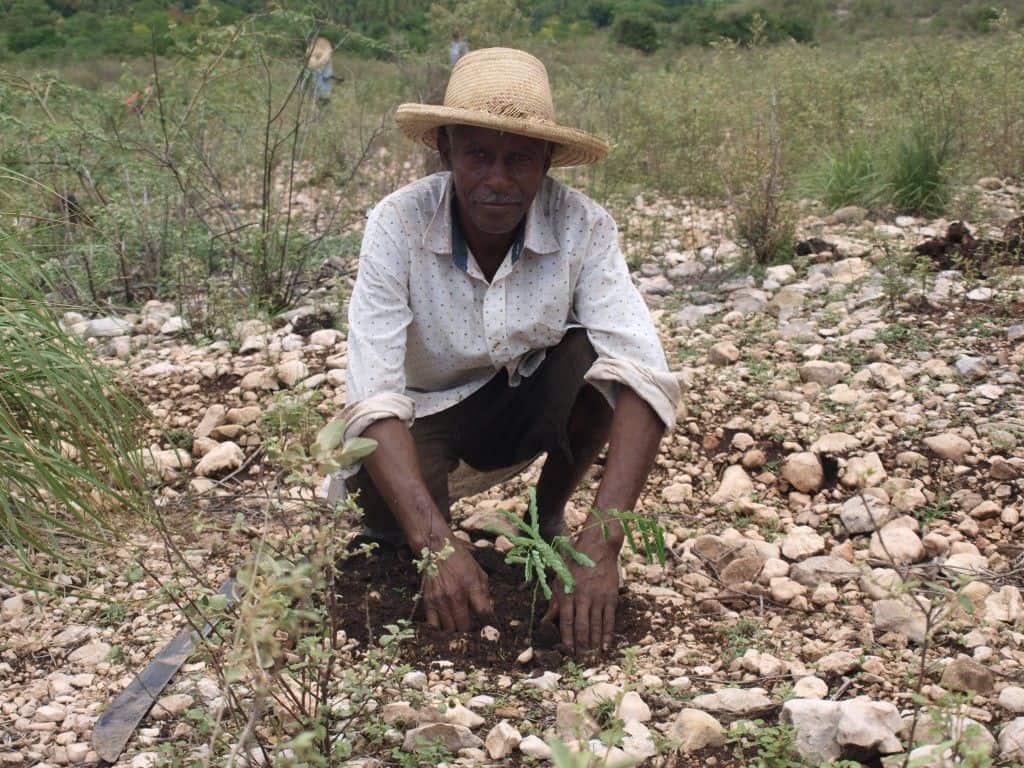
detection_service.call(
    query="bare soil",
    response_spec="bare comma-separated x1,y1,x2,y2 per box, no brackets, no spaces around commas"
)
333,544,670,671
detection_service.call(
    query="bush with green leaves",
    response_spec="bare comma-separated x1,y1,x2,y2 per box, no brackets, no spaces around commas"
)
614,14,661,53
0,249,145,581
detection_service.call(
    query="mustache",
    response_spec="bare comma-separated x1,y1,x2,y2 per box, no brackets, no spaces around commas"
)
472,192,523,205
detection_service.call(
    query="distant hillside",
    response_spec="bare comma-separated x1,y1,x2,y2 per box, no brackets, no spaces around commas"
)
2,0,1022,59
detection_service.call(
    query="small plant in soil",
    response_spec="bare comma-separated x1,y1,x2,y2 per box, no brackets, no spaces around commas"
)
492,489,595,638
718,617,764,663
492,491,669,644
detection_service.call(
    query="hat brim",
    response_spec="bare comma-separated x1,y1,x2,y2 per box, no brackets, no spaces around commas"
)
395,103,610,168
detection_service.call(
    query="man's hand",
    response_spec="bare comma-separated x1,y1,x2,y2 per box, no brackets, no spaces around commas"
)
361,419,494,632
421,539,495,633
542,388,664,653
543,522,621,653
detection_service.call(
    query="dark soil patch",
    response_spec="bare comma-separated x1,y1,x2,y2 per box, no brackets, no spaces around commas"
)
333,545,671,670
197,373,241,399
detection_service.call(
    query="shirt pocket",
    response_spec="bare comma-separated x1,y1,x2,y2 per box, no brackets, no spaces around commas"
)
506,255,571,351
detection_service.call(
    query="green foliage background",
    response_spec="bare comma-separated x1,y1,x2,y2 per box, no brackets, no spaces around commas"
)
3,0,1023,59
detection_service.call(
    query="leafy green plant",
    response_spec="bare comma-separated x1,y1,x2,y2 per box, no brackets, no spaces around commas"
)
915,493,953,526
614,14,660,53
610,510,668,565
391,739,454,768
730,721,802,768
493,489,595,636
414,539,454,579
279,415,378,478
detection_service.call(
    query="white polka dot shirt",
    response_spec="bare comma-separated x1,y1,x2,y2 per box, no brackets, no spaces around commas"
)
343,172,679,441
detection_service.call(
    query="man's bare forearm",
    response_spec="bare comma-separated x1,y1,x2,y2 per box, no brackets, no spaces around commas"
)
586,388,665,547
361,418,451,552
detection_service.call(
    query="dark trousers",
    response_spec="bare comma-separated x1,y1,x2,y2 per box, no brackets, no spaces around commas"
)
347,329,598,543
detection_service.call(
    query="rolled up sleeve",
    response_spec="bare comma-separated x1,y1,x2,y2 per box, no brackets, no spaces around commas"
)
344,204,415,441
573,210,681,428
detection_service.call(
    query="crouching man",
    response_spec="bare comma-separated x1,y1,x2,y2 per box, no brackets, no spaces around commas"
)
339,48,679,653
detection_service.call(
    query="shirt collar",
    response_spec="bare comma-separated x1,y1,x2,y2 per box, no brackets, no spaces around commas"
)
422,173,561,262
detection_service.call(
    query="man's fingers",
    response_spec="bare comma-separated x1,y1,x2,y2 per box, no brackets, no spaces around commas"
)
601,600,616,651
542,597,559,624
452,599,472,633
425,602,441,629
574,599,591,652
559,597,575,650
468,584,495,623
589,603,603,651
438,597,458,633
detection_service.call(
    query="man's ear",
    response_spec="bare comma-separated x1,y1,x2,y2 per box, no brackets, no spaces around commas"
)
543,142,553,175
437,127,452,171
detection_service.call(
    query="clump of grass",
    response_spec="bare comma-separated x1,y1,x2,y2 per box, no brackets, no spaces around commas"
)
0,250,146,582
806,141,888,210
717,617,764,663
887,125,956,216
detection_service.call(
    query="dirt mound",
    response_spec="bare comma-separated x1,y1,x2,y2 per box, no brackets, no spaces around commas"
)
914,218,1024,273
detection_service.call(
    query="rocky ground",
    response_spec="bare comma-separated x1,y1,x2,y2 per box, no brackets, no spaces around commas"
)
2,175,1024,768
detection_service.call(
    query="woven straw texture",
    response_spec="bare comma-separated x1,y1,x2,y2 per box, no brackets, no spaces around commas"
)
396,48,610,167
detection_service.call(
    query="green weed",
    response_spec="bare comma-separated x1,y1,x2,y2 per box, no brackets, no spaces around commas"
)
718,618,764,663
916,493,953,526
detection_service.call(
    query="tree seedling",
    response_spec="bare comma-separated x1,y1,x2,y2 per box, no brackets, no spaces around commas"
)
491,489,595,637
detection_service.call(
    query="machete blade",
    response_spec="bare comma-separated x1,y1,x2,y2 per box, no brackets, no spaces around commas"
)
92,577,237,763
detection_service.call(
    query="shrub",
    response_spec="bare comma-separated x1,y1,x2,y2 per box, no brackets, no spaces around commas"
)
963,5,1002,34
726,92,797,264
614,14,660,53
673,6,818,46
587,0,615,28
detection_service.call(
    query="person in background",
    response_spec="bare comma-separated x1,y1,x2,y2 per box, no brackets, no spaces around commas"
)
449,31,470,67
307,36,334,105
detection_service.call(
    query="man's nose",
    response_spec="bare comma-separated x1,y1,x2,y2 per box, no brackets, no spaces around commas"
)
483,160,515,193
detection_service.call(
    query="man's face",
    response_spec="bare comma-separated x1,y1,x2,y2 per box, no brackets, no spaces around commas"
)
439,124,551,236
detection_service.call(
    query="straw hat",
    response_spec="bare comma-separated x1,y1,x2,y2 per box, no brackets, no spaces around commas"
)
306,37,332,70
396,48,610,167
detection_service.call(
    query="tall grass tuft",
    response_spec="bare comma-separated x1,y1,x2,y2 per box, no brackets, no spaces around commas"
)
0,246,146,581
887,126,956,217
806,142,887,211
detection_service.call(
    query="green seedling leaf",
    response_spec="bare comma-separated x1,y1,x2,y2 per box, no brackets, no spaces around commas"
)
956,592,976,615
206,594,230,612
312,418,347,456
337,436,377,465
280,443,308,466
